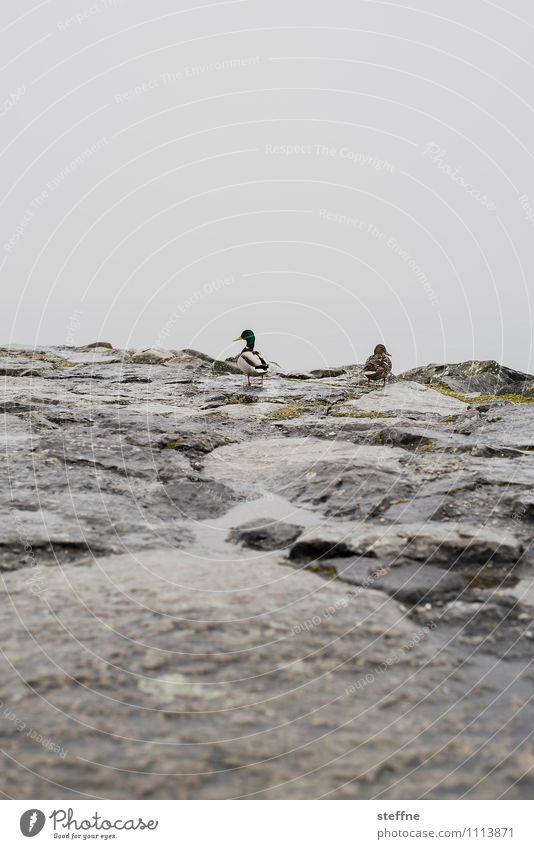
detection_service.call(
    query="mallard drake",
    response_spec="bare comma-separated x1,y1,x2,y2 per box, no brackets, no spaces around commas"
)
233,329,269,386
362,344,392,387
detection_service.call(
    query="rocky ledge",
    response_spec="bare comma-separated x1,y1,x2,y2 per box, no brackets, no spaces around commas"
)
1,344,534,799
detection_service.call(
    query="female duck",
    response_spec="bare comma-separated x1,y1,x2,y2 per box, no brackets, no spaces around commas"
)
362,344,392,387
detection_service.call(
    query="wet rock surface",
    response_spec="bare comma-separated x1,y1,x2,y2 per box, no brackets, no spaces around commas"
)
401,359,534,398
228,517,303,550
1,345,533,799
316,555,468,605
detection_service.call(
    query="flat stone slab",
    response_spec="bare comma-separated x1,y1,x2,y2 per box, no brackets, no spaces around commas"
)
0,548,440,799
320,556,467,605
338,381,468,416
290,521,524,575
203,436,407,493
1,547,530,800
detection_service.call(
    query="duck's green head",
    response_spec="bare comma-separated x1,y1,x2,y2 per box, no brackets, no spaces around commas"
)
233,329,255,349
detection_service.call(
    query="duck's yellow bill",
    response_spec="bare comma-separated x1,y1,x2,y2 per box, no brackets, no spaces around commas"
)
233,336,242,341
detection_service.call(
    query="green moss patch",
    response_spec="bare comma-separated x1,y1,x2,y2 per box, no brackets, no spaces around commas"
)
163,436,187,449
433,383,534,405
419,440,434,451
305,563,339,579
330,410,392,419
264,405,301,420
52,358,78,369
223,394,260,405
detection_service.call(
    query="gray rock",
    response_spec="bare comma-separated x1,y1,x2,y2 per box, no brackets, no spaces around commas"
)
337,381,468,416
228,517,303,550
128,348,175,364
158,478,238,520
0,547,528,800
309,367,347,378
290,521,524,582
315,555,467,605
165,349,241,374
1,345,534,799
276,460,415,520
74,341,114,351
400,360,534,397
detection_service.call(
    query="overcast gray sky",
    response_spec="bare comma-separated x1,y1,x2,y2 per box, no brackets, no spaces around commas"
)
1,0,533,372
